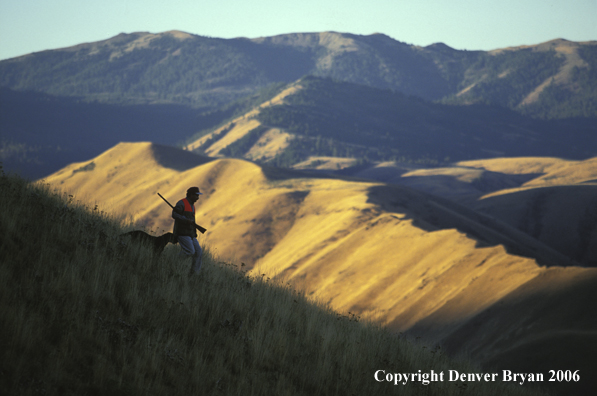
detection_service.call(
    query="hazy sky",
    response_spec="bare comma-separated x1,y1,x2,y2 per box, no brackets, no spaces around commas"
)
1,0,596,60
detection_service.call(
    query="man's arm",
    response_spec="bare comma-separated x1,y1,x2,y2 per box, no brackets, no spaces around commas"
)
172,201,192,223
171,200,207,234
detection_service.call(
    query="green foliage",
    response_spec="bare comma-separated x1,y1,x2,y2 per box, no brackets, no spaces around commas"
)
72,161,96,174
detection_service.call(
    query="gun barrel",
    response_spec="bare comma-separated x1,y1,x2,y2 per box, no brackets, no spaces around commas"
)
157,193,175,209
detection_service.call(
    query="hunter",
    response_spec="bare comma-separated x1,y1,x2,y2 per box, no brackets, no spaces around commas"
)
172,187,203,275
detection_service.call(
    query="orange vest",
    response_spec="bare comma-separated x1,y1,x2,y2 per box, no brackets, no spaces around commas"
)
182,198,195,215
174,198,196,237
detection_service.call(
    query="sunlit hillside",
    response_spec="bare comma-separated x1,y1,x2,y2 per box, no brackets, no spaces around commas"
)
6,170,554,396
347,157,597,266
41,142,597,395
351,157,597,200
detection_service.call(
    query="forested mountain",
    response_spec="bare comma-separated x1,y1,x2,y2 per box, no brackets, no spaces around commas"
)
442,39,597,119
1,31,595,118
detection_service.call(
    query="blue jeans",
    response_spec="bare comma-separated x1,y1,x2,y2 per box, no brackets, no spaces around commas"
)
178,236,202,274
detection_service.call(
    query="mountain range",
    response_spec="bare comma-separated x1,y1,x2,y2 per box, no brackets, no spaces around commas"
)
1,31,596,179
1,31,596,117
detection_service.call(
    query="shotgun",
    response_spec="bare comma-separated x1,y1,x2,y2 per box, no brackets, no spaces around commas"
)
158,193,207,234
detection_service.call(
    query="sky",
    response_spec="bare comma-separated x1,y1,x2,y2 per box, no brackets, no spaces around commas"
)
0,0,596,60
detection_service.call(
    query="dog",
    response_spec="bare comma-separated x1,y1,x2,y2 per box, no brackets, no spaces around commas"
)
120,230,177,254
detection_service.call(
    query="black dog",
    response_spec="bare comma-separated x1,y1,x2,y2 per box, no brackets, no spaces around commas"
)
121,230,177,254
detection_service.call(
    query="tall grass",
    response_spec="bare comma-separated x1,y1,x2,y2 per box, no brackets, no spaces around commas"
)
0,170,548,395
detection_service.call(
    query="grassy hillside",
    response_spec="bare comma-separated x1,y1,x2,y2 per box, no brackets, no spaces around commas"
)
39,142,597,395
443,44,565,108
0,169,552,395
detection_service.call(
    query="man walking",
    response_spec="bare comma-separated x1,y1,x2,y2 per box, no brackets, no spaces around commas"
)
172,187,203,275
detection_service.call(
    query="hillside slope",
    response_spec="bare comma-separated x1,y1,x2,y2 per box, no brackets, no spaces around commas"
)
444,39,597,118
186,77,597,167
465,158,597,266
42,142,597,395
346,157,597,266
6,172,547,396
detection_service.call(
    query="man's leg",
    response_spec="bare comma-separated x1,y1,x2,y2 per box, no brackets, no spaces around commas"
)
191,238,203,274
177,236,195,258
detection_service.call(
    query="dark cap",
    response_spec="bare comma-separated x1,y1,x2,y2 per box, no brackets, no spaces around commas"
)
187,187,203,196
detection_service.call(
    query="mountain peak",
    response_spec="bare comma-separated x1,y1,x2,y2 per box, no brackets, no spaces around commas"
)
162,30,195,40
425,42,455,51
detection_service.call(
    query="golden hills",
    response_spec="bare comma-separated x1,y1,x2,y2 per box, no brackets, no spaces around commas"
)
42,143,597,383
348,157,597,266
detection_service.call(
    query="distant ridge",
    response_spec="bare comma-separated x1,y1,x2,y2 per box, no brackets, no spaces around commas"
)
1,30,595,118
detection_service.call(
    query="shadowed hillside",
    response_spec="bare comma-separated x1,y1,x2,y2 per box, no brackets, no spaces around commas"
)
0,83,287,179
40,142,597,395
187,76,597,167
411,267,597,396
0,88,203,179
474,185,597,266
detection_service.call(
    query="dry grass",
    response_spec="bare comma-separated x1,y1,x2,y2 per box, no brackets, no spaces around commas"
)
0,170,550,395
